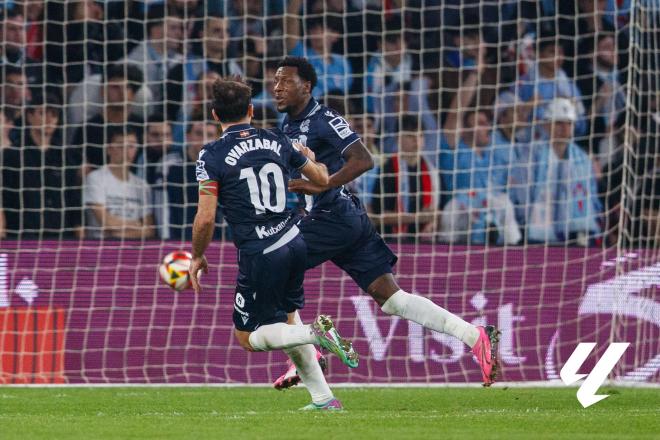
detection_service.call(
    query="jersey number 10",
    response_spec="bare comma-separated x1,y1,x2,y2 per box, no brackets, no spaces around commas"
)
239,164,286,215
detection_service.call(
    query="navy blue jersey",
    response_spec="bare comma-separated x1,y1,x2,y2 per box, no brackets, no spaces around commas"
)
196,123,308,253
282,98,361,211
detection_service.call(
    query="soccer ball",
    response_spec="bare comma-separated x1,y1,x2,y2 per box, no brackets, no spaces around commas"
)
159,251,193,292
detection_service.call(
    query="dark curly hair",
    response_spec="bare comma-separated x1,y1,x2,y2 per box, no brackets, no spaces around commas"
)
277,56,318,91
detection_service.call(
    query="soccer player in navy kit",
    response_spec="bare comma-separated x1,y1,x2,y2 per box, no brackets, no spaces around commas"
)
272,57,500,388
188,78,357,410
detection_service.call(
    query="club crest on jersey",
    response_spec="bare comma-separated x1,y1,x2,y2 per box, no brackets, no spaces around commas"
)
300,119,310,133
328,116,353,139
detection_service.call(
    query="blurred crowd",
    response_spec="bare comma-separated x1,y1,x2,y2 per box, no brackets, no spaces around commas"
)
0,0,658,247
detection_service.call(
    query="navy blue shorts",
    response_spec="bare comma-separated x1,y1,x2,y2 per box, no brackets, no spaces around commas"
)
233,230,307,332
300,197,398,291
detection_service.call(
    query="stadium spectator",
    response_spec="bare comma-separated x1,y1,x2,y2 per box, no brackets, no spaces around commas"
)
171,70,221,145
165,13,242,123
364,26,413,114
517,27,588,138
125,4,184,116
576,33,625,155
370,114,440,241
0,7,41,85
24,0,44,61
309,0,371,85
45,0,125,85
243,36,268,95
166,117,221,240
379,80,440,155
443,13,482,70
0,64,30,124
440,51,511,195
70,64,144,172
135,114,178,185
0,110,14,149
1,92,81,238
493,91,534,148
511,98,602,245
252,61,282,124
136,114,181,239
439,54,521,245
83,127,154,239
286,0,352,98
632,178,660,248
251,105,279,129
226,0,270,57
347,112,380,207
167,0,208,18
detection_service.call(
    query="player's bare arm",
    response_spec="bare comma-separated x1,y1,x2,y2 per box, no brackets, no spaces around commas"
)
299,160,329,187
189,181,217,293
289,141,373,195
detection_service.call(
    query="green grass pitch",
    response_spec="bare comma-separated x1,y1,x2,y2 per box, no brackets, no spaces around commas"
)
1,387,658,439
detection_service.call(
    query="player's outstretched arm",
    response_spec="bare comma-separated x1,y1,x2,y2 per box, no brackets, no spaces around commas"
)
189,181,217,294
289,141,373,195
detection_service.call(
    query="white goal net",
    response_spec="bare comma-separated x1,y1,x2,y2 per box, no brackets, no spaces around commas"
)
0,0,657,385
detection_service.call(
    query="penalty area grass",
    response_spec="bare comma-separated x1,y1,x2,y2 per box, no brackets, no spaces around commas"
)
0,386,658,439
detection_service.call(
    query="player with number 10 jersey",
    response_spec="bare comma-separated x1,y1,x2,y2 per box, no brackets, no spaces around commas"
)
189,77,358,411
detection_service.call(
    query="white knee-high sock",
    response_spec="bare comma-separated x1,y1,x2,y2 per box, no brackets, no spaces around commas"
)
284,344,333,404
381,290,480,347
248,323,317,351
291,309,304,326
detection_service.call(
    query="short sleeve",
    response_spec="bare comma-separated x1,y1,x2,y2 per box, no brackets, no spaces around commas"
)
196,147,220,182
83,170,105,206
318,110,360,156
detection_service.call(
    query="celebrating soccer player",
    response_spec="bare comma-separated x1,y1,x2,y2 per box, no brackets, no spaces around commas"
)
273,57,500,388
189,77,357,410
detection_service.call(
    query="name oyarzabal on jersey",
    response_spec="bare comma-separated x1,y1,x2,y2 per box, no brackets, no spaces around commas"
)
223,137,284,166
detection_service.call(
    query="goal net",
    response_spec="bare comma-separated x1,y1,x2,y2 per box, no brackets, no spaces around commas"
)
0,0,657,385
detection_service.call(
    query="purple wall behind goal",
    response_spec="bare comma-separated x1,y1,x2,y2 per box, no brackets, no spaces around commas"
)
1,241,658,384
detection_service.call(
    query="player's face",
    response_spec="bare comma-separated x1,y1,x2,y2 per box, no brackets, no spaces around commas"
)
274,67,310,114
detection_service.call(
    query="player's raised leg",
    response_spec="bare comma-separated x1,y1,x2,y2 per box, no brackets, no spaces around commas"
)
368,273,500,386
236,314,358,369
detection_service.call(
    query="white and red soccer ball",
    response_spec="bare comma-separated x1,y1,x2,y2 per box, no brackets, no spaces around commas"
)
159,251,193,291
